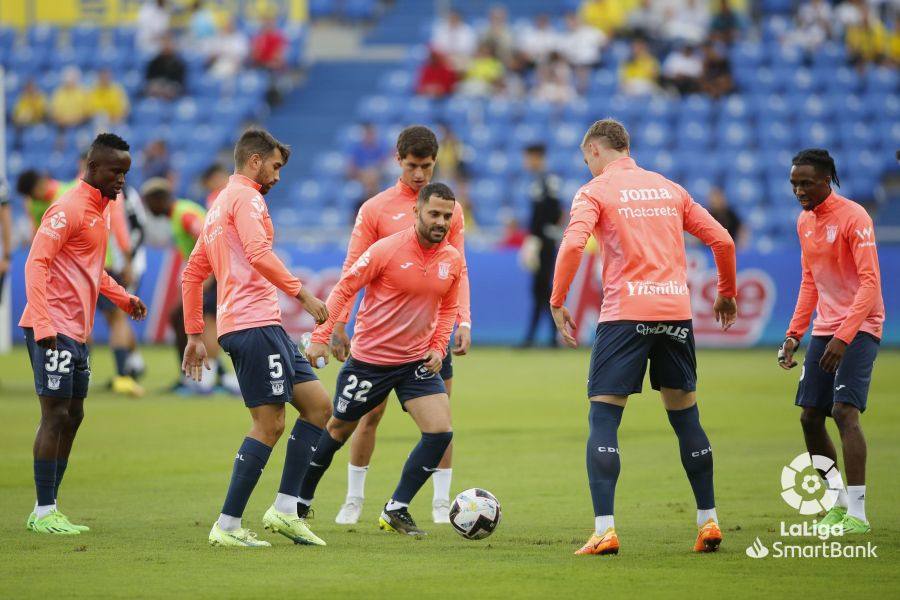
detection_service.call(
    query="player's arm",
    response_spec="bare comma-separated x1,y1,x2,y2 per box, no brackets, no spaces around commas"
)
820,215,881,373
780,247,817,370
181,236,213,381
447,209,472,355
99,269,146,320
549,192,600,347
681,192,738,330
232,193,327,323
425,262,462,373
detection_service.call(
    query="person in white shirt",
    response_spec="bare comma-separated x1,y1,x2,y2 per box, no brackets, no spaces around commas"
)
208,19,249,81
661,44,703,95
558,12,606,68
136,0,170,55
432,10,477,70
661,0,709,46
517,14,560,67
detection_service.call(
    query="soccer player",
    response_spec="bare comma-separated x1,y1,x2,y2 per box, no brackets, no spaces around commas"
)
19,133,148,535
181,129,333,547
328,125,471,524
301,182,462,536
777,149,884,535
550,119,737,555
16,169,63,237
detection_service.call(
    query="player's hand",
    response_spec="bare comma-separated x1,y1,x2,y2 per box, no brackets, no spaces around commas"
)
452,326,471,356
306,342,330,369
819,337,847,374
777,337,799,370
330,323,351,362
551,304,578,348
713,295,737,332
422,349,443,374
298,288,328,325
37,335,58,351
182,335,210,382
128,296,148,321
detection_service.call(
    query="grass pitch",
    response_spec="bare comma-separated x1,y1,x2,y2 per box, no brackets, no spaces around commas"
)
0,345,898,598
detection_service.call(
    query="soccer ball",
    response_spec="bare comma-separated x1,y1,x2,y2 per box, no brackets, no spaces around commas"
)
449,488,501,540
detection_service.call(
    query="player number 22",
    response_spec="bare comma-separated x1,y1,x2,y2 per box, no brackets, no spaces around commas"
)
268,354,283,379
341,375,372,403
45,349,72,374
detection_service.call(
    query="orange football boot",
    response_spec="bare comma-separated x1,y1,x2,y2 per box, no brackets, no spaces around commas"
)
574,528,620,555
693,519,723,552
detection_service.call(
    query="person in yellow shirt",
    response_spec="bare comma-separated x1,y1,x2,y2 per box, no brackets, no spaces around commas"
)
50,67,89,129
580,0,637,36
89,69,130,123
461,41,505,96
846,8,888,66
620,39,660,95
13,80,47,127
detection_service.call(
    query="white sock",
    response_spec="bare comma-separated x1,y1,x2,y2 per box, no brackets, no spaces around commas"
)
217,514,241,531
697,508,718,526
432,468,452,502
847,485,867,522
274,493,298,515
347,463,368,499
385,499,409,511
298,497,313,507
35,504,56,519
595,515,614,534
835,489,849,509
828,470,849,508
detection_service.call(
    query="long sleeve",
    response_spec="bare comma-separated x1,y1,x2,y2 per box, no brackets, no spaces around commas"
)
447,209,471,325
181,236,213,335
834,216,881,344
311,244,386,345
99,270,134,311
431,265,461,356
786,249,818,340
337,201,379,323
550,193,600,307
233,193,302,297
682,194,737,298
23,206,78,341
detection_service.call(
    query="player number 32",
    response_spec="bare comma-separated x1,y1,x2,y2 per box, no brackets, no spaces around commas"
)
45,349,72,374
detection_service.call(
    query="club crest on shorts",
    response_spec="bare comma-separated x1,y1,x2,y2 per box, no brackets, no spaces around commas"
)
826,225,838,243
415,365,436,380
270,380,284,395
438,262,451,280
47,374,62,391
336,398,349,413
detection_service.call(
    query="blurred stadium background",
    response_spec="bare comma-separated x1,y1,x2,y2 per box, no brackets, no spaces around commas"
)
1,0,898,349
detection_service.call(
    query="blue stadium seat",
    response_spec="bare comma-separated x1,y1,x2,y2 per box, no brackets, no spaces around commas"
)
719,95,750,121
588,69,617,96
9,48,45,73
877,121,900,152
801,95,831,120
309,0,337,18
828,67,862,93
548,150,584,178
725,176,764,206
635,121,671,149
70,24,101,50
345,0,377,20
716,121,753,148
357,95,396,124
484,98,517,125
0,26,15,58
472,179,504,208
27,25,58,52
378,70,413,95
406,96,435,122
795,120,835,149
639,149,677,179
865,67,898,94
312,152,347,179
868,93,900,121
680,95,714,121
749,93,789,121
551,122,584,150
730,41,764,68
133,98,168,124
21,125,55,153
838,120,874,153
828,93,866,121
110,27,137,53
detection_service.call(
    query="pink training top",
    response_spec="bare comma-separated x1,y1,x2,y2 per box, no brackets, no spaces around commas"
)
340,178,471,326
311,227,462,365
787,191,884,343
551,157,737,321
19,180,134,342
182,174,303,337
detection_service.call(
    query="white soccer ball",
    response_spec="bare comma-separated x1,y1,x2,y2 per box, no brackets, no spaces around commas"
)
449,488,501,540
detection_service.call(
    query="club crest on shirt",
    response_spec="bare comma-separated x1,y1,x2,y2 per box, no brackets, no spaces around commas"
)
826,224,838,243
47,374,62,391
270,380,284,395
438,262,451,280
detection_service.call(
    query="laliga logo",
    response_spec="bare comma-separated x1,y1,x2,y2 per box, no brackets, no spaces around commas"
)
780,453,840,515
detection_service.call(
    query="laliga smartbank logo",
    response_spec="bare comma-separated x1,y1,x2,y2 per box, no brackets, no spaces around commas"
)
744,453,878,560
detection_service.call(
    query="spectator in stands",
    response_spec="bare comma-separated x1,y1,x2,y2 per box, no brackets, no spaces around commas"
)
661,44,703,95
558,12,606,92
835,0,865,36
187,0,218,56
517,14,560,68
208,19,249,81
707,187,745,247
846,5,889,67
141,139,174,183
709,0,741,45
145,34,186,99
50,67,89,132
481,5,515,65
789,0,834,52
416,48,459,97
661,0,709,46
352,169,383,222
435,123,467,183
580,0,632,37
12,80,47,128
888,16,900,65
625,0,664,41
461,41,505,97
499,214,527,249
432,10,477,71
252,14,288,71
136,0,171,55
347,123,389,181
535,52,578,104
200,163,229,207
620,39,660,96
699,41,734,98
89,69,130,124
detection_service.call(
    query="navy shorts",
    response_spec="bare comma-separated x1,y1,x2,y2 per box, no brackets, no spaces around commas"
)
202,282,217,315
218,325,318,408
795,332,879,414
588,320,696,397
440,340,453,380
24,328,91,399
332,356,447,422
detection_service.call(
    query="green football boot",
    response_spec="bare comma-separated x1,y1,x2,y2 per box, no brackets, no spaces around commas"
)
56,512,90,532
839,515,871,534
262,505,326,546
208,522,271,547
31,511,81,535
817,506,847,530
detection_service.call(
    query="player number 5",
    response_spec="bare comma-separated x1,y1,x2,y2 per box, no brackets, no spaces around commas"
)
268,354,283,379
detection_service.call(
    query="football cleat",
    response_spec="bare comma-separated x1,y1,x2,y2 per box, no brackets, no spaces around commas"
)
838,515,871,534
335,496,363,525
693,519,723,552
55,511,90,532
379,505,427,536
432,499,451,524
111,375,145,398
208,522,271,547
574,528,619,555
262,505,326,546
31,511,81,535
817,506,847,530
296,502,314,520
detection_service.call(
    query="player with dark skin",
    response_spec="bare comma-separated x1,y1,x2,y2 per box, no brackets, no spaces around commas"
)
780,162,865,490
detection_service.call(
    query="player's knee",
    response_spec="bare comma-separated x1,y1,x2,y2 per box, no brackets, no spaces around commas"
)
424,430,453,450
359,411,384,432
40,403,70,432
67,405,85,430
326,418,354,442
831,403,859,430
799,407,826,432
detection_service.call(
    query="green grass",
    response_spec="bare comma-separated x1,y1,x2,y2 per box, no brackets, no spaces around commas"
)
1,346,898,598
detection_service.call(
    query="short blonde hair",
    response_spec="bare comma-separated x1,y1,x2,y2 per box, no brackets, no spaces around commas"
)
581,118,630,151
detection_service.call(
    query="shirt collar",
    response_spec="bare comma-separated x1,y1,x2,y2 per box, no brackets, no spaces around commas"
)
600,156,637,175
395,178,418,198
230,173,263,191
812,191,839,216
77,179,108,211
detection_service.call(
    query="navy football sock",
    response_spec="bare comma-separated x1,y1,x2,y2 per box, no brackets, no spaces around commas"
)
667,404,715,510
34,459,57,506
587,402,624,517
54,459,68,501
112,348,129,377
221,437,272,518
278,419,324,498
298,431,344,503
391,431,453,505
